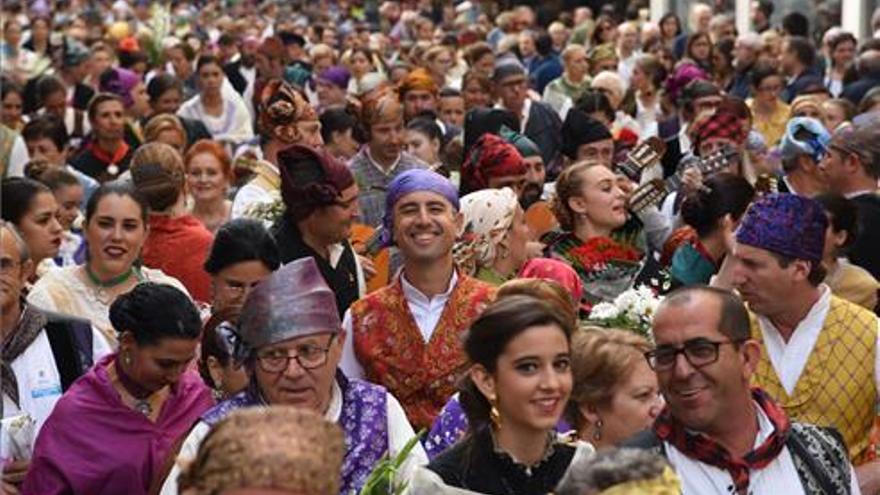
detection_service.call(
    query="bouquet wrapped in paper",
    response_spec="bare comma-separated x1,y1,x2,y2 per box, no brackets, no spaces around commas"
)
1,413,36,464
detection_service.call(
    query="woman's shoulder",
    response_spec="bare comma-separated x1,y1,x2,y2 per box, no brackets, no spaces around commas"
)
29,266,82,300
141,268,192,296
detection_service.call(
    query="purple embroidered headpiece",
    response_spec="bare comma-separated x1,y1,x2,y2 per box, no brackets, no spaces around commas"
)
735,193,827,263
238,258,341,352
380,169,459,247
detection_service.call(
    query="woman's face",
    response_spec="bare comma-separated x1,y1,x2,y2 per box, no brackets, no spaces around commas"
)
91,99,126,142
475,53,495,77
630,64,646,92
211,259,273,322
690,35,711,62
155,129,186,153
598,22,616,44
589,356,662,446
463,79,490,110
129,82,151,118
4,21,22,47
186,151,230,204
85,193,147,278
18,191,63,263
329,128,360,160
1,91,23,126
822,102,847,132
126,336,199,393
91,50,113,78
405,129,439,165
832,40,856,69
661,17,679,38
481,323,572,434
349,52,372,78
198,62,224,95
31,19,50,43
501,205,532,272
572,166,628,231
206,354,249,397
754,74,783,105
428,50,453,78
54,184,84,231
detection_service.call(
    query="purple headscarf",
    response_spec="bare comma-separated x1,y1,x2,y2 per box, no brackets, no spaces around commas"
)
99,67,142,108
380,169,459,247
735,193,827,263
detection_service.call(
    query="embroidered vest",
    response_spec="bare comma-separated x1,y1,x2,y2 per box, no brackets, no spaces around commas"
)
751,295,878,463
202,372,389,494
350,274,496,430
249,160,281,195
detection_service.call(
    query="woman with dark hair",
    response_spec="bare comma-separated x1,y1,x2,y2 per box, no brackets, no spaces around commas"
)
319,107,362,162
1,80,26,131
405,117,444,171
816,193,880,310
130,142,214,304
22,16,51,58
146,74,212,147
669,173,755,286
26,164,88,267
69,93,136,182
98,67,150,146
23,282,214,494
825,32,857,98
1,177,63,277
684,32,714,74
28,182,189,346
713,38,736,93
748,62,790,147
414,295,581,492
590,15,617,48
177,55,253,148
659,13,682,48
623,55,667,139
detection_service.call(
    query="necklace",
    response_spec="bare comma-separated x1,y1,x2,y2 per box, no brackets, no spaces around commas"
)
115,355,155,417
84,265,144,305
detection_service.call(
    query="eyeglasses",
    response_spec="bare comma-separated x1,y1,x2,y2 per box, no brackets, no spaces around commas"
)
256,335,336,373
644,337,744,371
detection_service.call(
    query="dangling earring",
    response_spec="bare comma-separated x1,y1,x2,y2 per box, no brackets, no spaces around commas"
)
122,352,132,367
212,379,224,401
593,419,603,441
489,395,502,430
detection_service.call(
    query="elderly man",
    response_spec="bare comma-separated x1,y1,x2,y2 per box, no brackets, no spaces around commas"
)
161,258,427,495
341,170,496,430
616,21,640,86
271,145,365,317
728,194,880,492
349,91,427,229
729,33,763,99
0,222,111,493
542,44,591,119
819,125,880,279
232,79,323,220
629,285,860,494
776,117,830,196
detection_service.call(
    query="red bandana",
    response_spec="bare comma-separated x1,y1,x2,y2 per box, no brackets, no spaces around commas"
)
654,387,791,495
460,133,526,195
88,140,130,168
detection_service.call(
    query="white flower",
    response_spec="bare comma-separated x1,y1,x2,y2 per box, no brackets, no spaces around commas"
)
613,289,639,312
590,302,620,320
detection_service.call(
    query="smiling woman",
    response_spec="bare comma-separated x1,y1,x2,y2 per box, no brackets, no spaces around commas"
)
27,182,191,347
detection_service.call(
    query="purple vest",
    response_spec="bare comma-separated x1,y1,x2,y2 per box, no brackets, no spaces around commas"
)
201,372,389,494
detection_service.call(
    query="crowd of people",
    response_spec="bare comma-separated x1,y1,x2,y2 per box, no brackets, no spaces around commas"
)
2,0,880,493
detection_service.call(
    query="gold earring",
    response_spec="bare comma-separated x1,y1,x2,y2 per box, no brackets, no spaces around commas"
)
123,352,132,367
593,418,603,441
489,395,502,430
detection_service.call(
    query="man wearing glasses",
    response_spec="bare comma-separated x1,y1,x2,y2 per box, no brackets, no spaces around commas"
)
631,285,859,495
729,194,880,493
161,258,427,495
819,125,880,279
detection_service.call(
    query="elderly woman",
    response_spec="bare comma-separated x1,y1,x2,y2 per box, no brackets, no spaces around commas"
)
130,142,214,305
160,258,427,495
543,44,591,118
454,188,532,286
23,283,213,495
591,71,641,138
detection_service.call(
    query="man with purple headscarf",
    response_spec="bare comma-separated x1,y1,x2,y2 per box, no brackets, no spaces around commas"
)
726,193,880,489
160,258,427,495
341,169,496,430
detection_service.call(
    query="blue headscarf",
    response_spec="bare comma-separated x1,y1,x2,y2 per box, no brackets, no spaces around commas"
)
380,169,459,247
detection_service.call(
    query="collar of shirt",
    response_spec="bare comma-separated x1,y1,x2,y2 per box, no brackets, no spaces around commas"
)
400,269,458,308
756,284,831,395
325,378,343,422
844,190,878,200
366,147,401,176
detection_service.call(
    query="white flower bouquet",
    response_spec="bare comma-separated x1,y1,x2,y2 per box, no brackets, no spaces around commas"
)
586,285,662,343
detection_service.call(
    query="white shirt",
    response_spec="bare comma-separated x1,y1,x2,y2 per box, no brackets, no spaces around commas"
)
340,271,459,379
666,401,861,495
159,380,428,495
5,133,29,178
230,161,280,221
756,284,880,397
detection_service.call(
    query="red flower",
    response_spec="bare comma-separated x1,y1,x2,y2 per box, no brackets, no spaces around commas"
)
569,237,642,271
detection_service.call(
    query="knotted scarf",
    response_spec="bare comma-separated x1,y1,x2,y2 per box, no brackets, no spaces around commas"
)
2,303,48,407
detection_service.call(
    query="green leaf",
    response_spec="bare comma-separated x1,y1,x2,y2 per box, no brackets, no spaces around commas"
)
357,430,425,495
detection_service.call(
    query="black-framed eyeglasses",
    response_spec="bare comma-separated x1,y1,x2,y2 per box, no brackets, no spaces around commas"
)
256,334,337,373
644,338,745,371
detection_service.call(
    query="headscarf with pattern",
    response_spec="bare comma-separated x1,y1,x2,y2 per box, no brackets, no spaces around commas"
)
690,108,747,153
380,169,459,247
460,133,527,195
258,79,318,144
454,187,520,275
398,67,438,96
735,193,827,263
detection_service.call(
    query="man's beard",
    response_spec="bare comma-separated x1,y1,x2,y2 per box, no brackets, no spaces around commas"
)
519,182,543,210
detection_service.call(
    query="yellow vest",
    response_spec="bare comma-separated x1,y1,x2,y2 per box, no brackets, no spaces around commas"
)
751,295,878,464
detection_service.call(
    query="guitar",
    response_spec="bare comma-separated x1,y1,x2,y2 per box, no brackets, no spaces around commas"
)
627,145,739,215
525,137,668,240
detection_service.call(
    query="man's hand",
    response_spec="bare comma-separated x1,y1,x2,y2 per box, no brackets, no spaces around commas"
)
680,167,704,195
2,459,29,491
358,255,377,281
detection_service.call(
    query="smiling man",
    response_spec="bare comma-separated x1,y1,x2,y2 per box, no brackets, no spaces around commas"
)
631,285,860,495
341,169,496,430
161,258,427,495
729,194,880,492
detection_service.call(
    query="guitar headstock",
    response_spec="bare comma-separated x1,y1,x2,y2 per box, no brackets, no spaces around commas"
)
628,178,668,214
754,173,778,197
614,136,667,183
695,144,740,177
